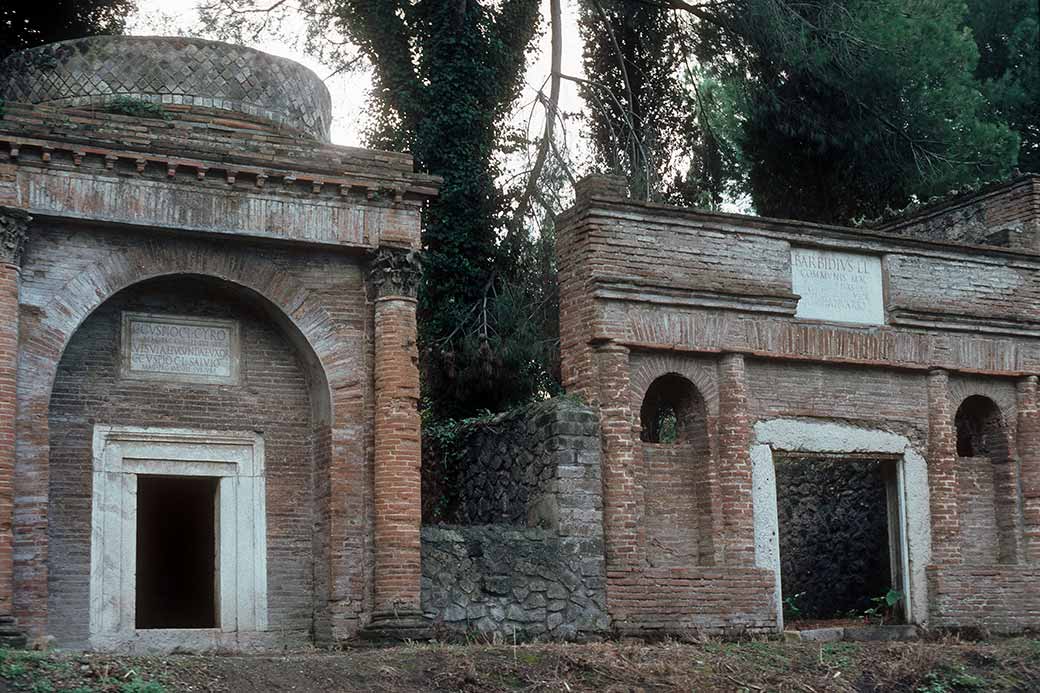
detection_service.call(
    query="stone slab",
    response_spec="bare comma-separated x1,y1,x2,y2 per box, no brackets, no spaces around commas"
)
844,625,919,641
791,247,884,325
121,312,239,385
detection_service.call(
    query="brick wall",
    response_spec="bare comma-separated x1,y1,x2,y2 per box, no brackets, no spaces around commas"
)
47,277,318,646
928,566,1040,633
557,177,1040,635
14,222,374,642
878,175,1040,250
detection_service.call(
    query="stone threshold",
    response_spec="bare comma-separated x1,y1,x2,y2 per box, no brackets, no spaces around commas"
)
783,625,920,643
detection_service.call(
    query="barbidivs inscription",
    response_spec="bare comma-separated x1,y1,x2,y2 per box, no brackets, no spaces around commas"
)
791,248,884,325
121,313,240,384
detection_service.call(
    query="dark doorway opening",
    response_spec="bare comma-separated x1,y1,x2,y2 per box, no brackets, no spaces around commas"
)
776,457,901,625
136,475,218,629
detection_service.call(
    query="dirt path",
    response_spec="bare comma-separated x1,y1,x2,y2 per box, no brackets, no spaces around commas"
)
1,637,1038,692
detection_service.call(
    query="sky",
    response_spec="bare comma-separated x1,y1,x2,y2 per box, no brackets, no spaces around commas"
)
127,1,588,149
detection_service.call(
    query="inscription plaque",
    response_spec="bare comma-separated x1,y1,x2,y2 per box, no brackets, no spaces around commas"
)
791,248,885,325
121,312,240,384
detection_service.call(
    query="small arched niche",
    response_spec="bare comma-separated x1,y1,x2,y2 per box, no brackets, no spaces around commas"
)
953,395,1019,564
639,373,713,567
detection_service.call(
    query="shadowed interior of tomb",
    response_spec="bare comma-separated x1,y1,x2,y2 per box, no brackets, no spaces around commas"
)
136,475,218,629
777,457,893,621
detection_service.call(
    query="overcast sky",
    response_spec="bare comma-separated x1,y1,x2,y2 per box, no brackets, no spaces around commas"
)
128,1,587,149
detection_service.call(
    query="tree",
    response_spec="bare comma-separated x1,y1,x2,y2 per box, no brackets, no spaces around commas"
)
594,1,1019,224
967,0,1039,172
202,0,547,417
577,0,701,203
694,0,1019,223
0,1,137,59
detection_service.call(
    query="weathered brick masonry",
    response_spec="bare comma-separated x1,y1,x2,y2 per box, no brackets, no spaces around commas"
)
0,37,438,649
557,173,1040,635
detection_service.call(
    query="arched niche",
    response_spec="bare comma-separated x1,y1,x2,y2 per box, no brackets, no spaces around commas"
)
954,394,1020,565
638,373,714,567
44,275,333,648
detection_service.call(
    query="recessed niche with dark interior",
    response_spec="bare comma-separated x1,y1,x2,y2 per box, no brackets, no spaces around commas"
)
639,372,715,567
954,394,1019,564
776,456,902,622
135,475,219,630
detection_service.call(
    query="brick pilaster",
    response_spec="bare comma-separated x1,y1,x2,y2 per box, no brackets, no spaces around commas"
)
0,207,28,646
1017,376,1040,563
716,353,756,566
364,247,428,640
927,368,961,564
591,342,643,574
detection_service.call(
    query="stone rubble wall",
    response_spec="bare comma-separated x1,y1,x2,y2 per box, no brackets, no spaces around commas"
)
420,397,609,640
421,526,607,640
457,397,602,529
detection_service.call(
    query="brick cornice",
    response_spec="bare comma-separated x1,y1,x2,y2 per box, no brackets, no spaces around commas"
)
369,247,422,299
0,206,31,267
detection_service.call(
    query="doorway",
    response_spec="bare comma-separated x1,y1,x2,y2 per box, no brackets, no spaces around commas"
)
135,476,219,629
775,456,903,625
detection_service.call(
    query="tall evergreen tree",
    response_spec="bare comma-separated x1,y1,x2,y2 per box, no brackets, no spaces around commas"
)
202,0,546,416
0,0,137,59
967,0,1039,172
588,0,1019,224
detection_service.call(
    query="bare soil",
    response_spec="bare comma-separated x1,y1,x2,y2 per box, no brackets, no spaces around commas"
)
0,636,1038,692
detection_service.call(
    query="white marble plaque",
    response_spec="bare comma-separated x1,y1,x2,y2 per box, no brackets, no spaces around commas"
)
791,248,884,325
121,312,240,384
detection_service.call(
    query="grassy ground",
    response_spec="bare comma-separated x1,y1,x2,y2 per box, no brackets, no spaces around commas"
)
0,636,1037,692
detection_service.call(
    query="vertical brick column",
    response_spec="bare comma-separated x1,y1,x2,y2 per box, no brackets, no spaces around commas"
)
363,247,429,641
1017,376,1040,563
592,342,642,572
927,368,961,564
716,353,756,566
0,207,28,647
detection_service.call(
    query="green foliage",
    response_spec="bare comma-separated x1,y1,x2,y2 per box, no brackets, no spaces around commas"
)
917,665,988,692
577,0,695,202
119,677,167,693
820,642,859,669
420,408,492,523
104,97,170,121
782,591,805,621
861,588,904,623
693,0,1018,224
0,0,138,60
967,0,1039,172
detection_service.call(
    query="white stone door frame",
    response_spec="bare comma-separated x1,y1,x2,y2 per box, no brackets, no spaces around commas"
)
750,419,932,631
89,425,268,650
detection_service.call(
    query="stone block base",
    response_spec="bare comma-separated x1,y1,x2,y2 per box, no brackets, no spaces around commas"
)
0,616,26,649
360,610,432,643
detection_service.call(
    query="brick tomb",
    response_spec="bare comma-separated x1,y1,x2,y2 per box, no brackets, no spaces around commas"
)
557,174,1040,635
0,36,438,650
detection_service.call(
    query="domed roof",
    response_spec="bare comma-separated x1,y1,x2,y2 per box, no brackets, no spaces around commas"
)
0,36,332,141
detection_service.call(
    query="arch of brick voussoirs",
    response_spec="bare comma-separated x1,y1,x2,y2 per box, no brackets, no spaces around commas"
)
14,239,352,634
629,353,720,417
948,378,1016,438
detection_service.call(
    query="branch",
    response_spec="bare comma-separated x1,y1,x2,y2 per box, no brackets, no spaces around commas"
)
510,0,562,233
